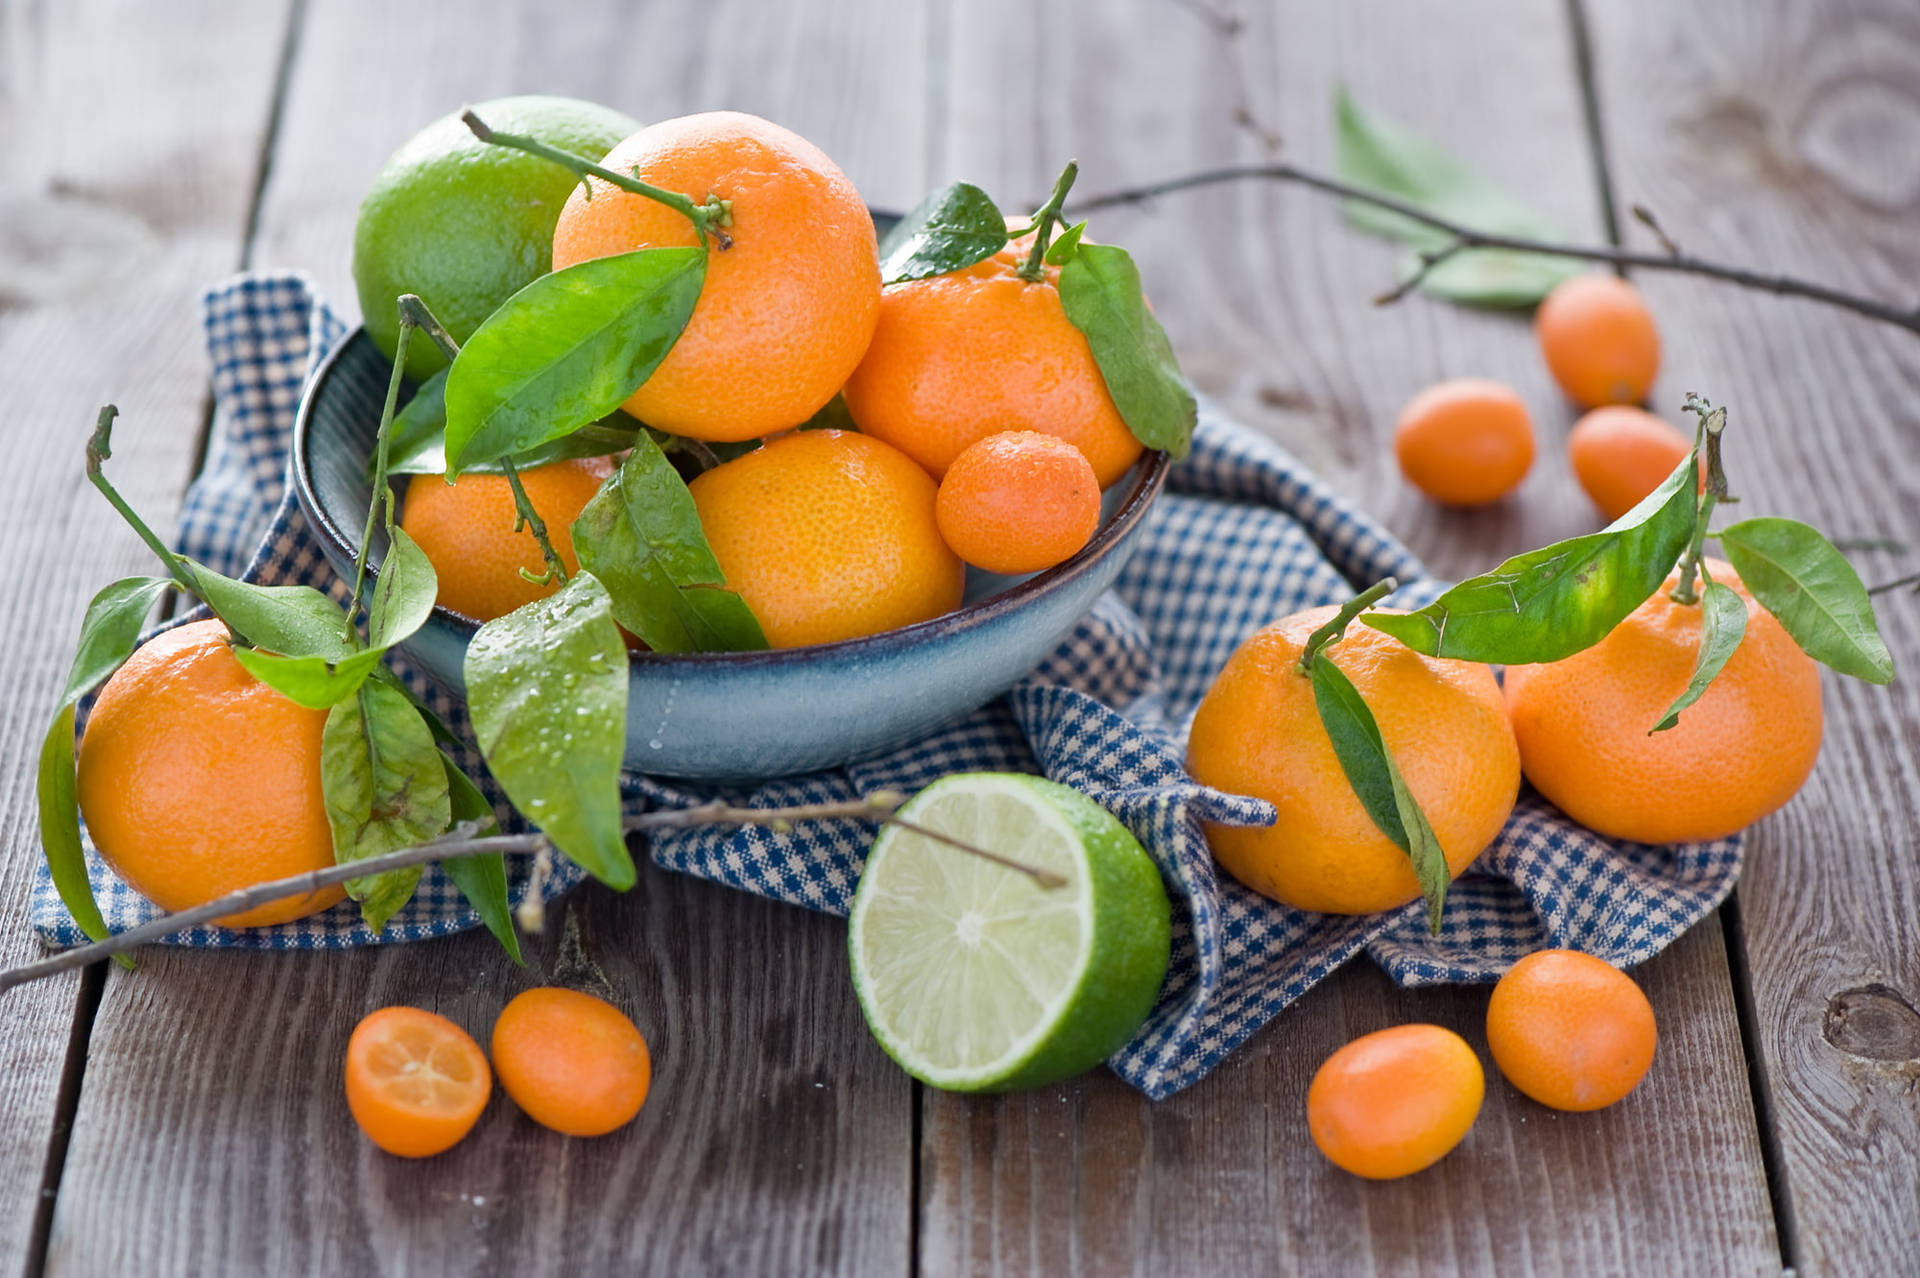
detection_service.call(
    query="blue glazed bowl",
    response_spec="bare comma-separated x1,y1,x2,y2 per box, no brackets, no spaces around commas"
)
293,329,1167,780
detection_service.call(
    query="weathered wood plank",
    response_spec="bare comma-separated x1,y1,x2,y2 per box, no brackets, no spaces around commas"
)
1585,2,1920,1273
922,1,1781,1272
0,0,295,1268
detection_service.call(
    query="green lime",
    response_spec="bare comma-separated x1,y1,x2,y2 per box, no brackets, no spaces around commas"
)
352,95,639,381
848,773,1172,1092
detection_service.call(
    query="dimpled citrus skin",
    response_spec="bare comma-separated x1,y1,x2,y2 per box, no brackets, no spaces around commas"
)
1486,949,1657,1112
399,456,616,622
1503,561,1823,843
550,111,879,442
1186,606,1520,915
75,620,344,928
935,430,1101,575
688,429,963,648
1394,378,1535,506
1307,1024,1485,1179
1568,405,1693,521
841,236,1145,488
1535,273,1661,408
491,988,652,1137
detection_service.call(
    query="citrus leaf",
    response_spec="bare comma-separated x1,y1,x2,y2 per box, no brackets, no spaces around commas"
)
58,576,172,704
572,434,768,653
444,247,705,475
1044,220,1087,266
1719,517,1895,684
465,572,633,888
385,371,641,476
1652,577,1747,732
437,752,522,965
879,183,1008,283
234,646,386,711
367,525,437,650
178,562,354,661
1057,243,1197,458
1334,86,1580,308
1365,448,1697,663
321,680,451,931
1309,656,1450,933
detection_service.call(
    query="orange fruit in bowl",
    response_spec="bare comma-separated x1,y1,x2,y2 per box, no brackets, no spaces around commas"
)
345,1006,493,1158
1502,560,1822,843
842,229,1145,488
1567,405,1693,521
1535,273,1660,408
1393,378,1535,506
75,619,345,928
491,987,652,1136
688,429,963,648
550,111,880,442
1307,1024,1484,1179
1185,606,1520,914
935,430,1101,575
1486,949,1657,1112
399,455,616,622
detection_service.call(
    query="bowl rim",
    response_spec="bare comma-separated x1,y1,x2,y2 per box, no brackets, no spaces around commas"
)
293,325,1171,670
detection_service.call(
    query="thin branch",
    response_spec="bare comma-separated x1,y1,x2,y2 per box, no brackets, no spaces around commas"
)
1632,203,1682,257
1867,570,1920,596
500,456,569,588
1173,0,1283,159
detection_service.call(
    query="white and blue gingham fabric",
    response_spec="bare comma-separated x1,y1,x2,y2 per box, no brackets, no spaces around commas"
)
33,273,1743,1099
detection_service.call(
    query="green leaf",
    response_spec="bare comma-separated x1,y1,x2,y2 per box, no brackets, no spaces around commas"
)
385,371,641,476
878,183,1009,283
572,435,768,653
1308,656,1451,933
1044,220,1087,266
1719,517,1895,684
367,525,437,650
436,753,522,965
443,247,706,475
234,646,386,711
1365,450,1698,663
58,577,172,704
1057,243,1198,458
465,572,633,887
1652,578,1748,732
321,680,452,931
1333,86,1581,307
178,562,353,661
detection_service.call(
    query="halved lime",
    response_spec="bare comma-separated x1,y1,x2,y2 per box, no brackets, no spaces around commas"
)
848,773,1171,1092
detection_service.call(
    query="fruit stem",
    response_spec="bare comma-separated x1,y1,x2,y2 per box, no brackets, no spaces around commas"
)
349,310,414,638
1670,394,1731,606
1295,578,1399,674
462,109,732,250
1017,160,1081,282
501,457,569,589
85,408,229,623
399,293,462,363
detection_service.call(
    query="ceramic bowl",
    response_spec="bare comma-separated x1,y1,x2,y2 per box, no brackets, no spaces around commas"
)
293,329,1167,780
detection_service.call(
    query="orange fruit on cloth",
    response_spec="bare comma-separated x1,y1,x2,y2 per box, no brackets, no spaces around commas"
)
1307,1024,1484,1179
935,430,1101,574
345,1006,492,1158
1502,559,1823,843
1393,378,1535,506
1535,273,1661,408
491,988,652,1137
75,618,344,928
550,111,880,442
1486,949,1657,1111
688,429,963,648
841,230,1145,488
1567,405,1693,521
1185,606,1520,915
399,455,616,622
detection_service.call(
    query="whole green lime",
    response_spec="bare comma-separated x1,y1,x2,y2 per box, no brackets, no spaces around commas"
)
352,95,639,381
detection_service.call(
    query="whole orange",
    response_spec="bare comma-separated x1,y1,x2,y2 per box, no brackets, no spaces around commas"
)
491,987,651,1137
550,111,879,442
399,455,616,622
1307,1024,1484,1179
1185,606,1520,914
1568,405,1693,521
1535,273,1661,408
841,231,1145,487
345,1006,493,1158
936,430,1101,574
1503,560,1822,843
1486,949,1657,1111
688,429,963,648
75,619,343,927
1393,378,1535,506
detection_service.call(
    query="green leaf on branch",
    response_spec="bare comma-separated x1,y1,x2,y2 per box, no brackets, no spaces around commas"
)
58,577,173,704
1044,220,1087,266
1365,450,1697,664
878,183,1009,283
1334,86,1581,307
443,247,705,475
436,753,522,965
385,369,641,476
1308,656,1451,933
465,572,633,888
367,525,438,650
1057,243,1198,458
572,435,768,653
1652,578,1748,732
178,563,354,661
321,680,452,931
1719,517,1895,684
234,646,386,711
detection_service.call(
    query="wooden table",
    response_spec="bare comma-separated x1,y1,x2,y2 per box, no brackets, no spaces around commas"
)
4,1,1916,1273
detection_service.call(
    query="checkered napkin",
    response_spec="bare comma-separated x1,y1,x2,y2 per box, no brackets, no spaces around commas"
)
32,273,1744,1099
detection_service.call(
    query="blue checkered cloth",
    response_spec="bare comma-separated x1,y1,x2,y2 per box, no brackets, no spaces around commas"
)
33,273,1743,1099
